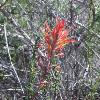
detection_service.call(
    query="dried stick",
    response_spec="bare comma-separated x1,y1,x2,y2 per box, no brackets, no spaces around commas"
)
4,23,24,94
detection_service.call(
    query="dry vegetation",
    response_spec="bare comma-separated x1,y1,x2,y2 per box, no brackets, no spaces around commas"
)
0,0,100,100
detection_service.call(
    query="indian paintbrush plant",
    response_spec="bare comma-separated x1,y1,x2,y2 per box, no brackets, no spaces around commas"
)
26,17,76,99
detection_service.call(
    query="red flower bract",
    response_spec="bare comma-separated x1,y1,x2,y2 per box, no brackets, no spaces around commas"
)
44,18,76,58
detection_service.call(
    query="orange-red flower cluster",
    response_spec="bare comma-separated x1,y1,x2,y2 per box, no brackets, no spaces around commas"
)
44,18,76,58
